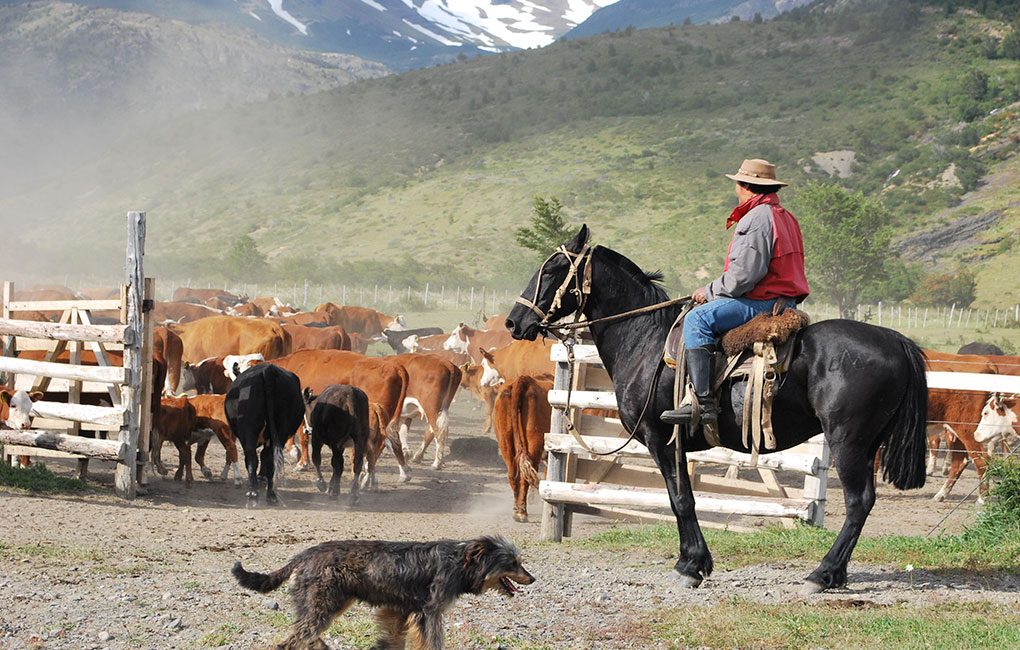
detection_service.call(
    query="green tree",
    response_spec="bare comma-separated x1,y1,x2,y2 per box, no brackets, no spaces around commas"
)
795,183,891,317
1001,29,1020,60
962,69,989,100
515,197,573,255
226,234,268,281
910,267,977,307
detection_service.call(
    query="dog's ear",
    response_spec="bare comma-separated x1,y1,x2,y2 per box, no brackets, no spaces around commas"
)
463,539,493,592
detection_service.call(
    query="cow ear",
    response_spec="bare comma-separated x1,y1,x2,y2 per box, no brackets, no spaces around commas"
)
29,391,44,402
0,391,10,406
565,224,590,253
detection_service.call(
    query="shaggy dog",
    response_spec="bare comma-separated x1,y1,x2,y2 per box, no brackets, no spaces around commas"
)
232,536,535,649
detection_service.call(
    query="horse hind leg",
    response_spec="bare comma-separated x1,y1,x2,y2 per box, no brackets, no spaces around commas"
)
804,442,876,593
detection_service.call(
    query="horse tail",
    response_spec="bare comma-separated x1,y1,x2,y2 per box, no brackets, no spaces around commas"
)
880,337,928,490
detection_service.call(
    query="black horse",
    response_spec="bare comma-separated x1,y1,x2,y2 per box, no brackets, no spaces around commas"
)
506,225,928,593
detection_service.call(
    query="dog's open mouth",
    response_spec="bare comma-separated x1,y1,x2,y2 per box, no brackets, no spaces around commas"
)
499,576,521,596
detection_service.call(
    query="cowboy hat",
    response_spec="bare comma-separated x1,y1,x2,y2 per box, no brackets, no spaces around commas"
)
725,158,788,187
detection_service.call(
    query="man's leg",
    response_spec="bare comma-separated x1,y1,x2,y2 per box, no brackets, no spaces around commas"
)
661,297,776,426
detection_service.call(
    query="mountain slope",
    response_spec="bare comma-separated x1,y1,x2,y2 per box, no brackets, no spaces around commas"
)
566,0,812,38
2,2,1017,304
0,1,386,191
4,1,622,69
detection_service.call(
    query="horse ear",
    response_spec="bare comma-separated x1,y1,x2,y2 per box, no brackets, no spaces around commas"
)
565,224,590,253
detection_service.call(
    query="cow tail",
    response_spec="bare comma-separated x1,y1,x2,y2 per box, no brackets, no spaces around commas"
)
378,403,408,466
879,337,929,490
262,370,286,484
232,560,295,593
513,378,539,487
390,367,410,431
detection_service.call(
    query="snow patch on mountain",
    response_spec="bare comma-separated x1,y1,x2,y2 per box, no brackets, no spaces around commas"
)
358,0,388,11
266,1,307,35
402,18,462,46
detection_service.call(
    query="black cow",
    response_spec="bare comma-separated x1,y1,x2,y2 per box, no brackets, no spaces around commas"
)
958,342,1006,356
224,363,304,508
380,327,444,353
302,385,369,505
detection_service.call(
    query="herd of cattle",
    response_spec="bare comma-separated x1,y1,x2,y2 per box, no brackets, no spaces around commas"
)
1,285,560,517
1,285,1019,519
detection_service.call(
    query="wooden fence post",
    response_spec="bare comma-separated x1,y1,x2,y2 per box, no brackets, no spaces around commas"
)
137,277,155,487
115,212,145,500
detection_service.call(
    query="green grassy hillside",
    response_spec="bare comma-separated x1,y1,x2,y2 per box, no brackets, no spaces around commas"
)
2,1,1017,304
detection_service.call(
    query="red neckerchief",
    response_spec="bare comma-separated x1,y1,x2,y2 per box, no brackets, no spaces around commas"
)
726,192,779,229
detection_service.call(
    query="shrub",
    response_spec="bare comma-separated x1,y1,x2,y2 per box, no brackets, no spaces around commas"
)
910,267,977,307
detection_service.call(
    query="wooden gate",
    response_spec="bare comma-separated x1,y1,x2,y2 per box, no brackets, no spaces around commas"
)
540,343,830,541
0,213,152,498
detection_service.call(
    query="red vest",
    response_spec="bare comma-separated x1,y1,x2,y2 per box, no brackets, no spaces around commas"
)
724,193,810,301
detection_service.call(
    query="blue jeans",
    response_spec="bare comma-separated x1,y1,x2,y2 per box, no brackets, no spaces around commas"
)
683,297,779,349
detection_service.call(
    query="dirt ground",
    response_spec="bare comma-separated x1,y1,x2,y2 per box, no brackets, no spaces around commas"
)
0,398,1012,649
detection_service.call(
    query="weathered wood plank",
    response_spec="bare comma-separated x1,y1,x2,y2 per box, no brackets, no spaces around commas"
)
0,319,127,343
116,211,145,499
540,480,811,519
926,371,1020,393
5,300,122,311
0,430,123,461
548,389,618,410
0,356,127,384
31,400,126,427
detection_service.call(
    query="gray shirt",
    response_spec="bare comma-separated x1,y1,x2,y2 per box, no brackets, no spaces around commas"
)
704,204,774,301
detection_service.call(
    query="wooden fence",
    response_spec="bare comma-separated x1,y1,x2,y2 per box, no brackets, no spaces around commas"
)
0,213,152,499
539,343,830,541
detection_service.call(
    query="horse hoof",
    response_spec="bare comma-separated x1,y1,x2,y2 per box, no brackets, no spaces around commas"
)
800,580,826,595
513,512,528,523
201,467,213,480
266,494,280,506
674,572,702,589
245,498,259,510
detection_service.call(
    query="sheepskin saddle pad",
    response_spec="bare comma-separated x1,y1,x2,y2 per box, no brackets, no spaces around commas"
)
721,309,811,357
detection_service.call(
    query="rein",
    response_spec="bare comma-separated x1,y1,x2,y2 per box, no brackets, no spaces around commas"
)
518,244,693,456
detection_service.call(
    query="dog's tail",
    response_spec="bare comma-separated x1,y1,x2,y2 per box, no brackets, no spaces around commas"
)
232,560,295,593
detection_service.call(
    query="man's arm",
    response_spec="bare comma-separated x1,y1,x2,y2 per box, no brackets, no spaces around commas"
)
703,205,774,301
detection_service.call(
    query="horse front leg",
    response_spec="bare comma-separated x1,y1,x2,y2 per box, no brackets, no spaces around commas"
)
644,431,713,586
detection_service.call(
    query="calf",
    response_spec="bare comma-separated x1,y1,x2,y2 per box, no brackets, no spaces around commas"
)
493,375,552,522
459,359,505,433
153,396,210,487
180,354,263,395
187,394,241,485
361,402,411,490
302,385,368,504
225,363,305,508
974,393,1020,455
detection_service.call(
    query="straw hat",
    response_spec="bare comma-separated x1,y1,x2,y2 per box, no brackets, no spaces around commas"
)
725,159,788,187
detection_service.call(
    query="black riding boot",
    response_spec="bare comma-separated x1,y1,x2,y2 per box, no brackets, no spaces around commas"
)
660,345,718,425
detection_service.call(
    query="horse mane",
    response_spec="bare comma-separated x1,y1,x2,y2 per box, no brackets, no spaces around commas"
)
596,246,670,302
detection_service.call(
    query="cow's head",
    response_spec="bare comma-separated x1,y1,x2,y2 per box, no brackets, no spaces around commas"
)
1,390,43,430
478,348,503,387
223,354,264,381
386,313,407,332
975,393,1020,443
444,323,469,354
402,334,420,353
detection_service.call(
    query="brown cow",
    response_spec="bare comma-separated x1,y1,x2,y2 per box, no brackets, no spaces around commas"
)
270,350,409,468
479,340,555,382
252,296,297,315
172,288,244,304
153,396,205,486
155,326,184,395
493,375,552,522
283,324,351,352
187,394,241,484
458,360,503,434
312,303,401,336
153,301,222,324
444,323,513,361
391,354,462,469
362,401,411,489
483,313,508,330
229,302,265,318
176,316,291,362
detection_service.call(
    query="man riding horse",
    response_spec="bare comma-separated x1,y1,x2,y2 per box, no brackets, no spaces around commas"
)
661,158,809,427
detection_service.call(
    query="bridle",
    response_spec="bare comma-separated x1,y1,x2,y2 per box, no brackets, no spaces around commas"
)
515,244,595,329
515,243,693,456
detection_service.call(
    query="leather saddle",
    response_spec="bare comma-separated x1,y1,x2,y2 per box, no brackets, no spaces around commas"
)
663,307,810,455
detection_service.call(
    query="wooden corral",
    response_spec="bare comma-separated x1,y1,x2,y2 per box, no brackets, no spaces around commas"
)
540,343,830,541
0,213,153,498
